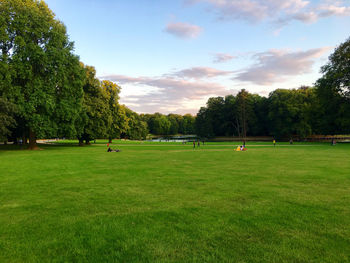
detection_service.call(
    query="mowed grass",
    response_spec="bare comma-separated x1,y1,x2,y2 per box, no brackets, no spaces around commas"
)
0,141,349,262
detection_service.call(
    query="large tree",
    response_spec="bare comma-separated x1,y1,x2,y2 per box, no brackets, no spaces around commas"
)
235,89,256,140
182,114,195,135
206,97,226,136
316,37,350,134
167,114,180,135
195,107,214,138
123,106,148,140
147,113,171,135
0,97,16,141
267,88,315,139
75,65,110,145
101,80,127,143
318,38,350,98
0,0,84,149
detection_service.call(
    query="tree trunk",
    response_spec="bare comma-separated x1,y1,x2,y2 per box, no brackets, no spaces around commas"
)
235,119,241,140
109,137,112,143
78,138,84,146
28,129,39,150
22,133,27,144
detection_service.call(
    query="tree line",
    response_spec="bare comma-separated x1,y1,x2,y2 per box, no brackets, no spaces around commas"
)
140,113,195,136
196,87,316,139
195,38,350,140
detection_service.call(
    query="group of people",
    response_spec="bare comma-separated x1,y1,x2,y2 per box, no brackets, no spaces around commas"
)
193,141,203,148
235,145,247,151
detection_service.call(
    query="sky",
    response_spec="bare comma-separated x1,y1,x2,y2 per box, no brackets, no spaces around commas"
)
44,0,350,114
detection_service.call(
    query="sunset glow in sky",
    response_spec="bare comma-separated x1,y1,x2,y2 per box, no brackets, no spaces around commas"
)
45,0,350,114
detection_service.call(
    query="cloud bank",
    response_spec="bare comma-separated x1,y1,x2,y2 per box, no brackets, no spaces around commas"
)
102,46,331,113
186,0,350,25
235,47,331,85
104,74,235,114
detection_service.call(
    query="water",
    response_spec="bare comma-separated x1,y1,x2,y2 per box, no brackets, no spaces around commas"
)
149,135,198,143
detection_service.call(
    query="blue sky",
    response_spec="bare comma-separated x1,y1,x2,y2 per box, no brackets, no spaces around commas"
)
45,0,350,114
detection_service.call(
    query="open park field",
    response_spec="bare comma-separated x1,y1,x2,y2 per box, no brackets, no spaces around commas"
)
0,141,349,262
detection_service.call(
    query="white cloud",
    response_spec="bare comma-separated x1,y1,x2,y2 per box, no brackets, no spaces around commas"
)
170,67,233,79
164,22,202,39
318,3,350,17
235,47,332,85
213,53,236,63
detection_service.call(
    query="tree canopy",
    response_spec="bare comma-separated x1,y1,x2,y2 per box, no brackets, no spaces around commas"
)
195,86,334,140
316,37,350,135
140,113,195,136
0,97,16,140
0,0,84,148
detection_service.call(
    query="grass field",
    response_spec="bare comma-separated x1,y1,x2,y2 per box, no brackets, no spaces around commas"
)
0,141,349,262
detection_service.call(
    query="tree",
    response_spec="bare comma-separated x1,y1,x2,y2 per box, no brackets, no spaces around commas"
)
251,95,269,136
206,97,226,136
0,97,16,141
319,38,350,98
235,90,249,140
195,107,214,138
0,0,84,149
75,65,111,145
167,114,180,135
223,90,257,141
147,113,171,135
182,114,195,135
268,89,296,139
123,106,148,140
267,88,315,139
174,114,184,134
316,37,350,134
293,88,316,138
222,95,237,137
101,80,127,143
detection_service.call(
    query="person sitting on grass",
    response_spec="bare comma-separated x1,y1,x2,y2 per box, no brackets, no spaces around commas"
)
235,145,247,151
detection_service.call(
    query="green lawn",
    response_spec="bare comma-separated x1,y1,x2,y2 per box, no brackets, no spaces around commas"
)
0,141,349,262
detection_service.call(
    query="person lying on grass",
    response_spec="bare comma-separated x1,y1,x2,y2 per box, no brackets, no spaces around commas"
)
107,147,121,152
